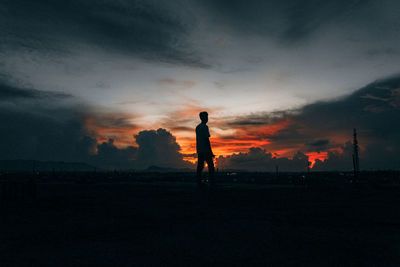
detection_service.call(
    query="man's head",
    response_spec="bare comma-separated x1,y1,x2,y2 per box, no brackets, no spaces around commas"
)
199,111,208,123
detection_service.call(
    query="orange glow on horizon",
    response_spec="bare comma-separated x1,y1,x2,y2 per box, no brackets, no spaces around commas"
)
177,119,291,165
84,113,338,169
306,152,328,168
84,115,138,148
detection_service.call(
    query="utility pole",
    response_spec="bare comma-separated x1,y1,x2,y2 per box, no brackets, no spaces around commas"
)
352,128,360,182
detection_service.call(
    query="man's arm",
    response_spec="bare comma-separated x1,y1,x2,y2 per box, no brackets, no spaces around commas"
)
205,127,214,157
204,138,213,156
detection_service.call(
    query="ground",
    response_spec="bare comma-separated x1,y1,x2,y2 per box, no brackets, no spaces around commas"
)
1,179,400,266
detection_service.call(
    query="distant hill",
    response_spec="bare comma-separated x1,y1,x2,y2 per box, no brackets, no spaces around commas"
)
0,160,97,172
145,165,194,172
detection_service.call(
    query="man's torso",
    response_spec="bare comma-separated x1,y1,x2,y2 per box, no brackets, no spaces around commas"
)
196,123,210,154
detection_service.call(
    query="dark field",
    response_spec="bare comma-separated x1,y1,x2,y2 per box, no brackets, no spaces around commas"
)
1,174,400,266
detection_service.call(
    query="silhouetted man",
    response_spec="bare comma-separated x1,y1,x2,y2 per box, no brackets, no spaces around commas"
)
196,111,215,188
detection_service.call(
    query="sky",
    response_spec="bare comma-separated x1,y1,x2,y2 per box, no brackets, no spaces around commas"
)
1,0,400,170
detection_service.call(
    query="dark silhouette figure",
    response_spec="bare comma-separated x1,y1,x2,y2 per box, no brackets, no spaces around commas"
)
196,111,215,188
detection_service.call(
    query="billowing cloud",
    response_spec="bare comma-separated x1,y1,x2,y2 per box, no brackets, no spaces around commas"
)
135,128,193,169
216,147,309,172
92,139,137,170
312,142,354,171
92,128,194,170
86,128,194,170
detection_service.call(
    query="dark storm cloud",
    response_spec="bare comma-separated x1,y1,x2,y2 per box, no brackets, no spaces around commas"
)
200,0,371,44
0,99,94,162
0,0,206,67
2,0,399,73
223,112,289,129
0,81,71,100
93,139,137,170
227,119,267,127
312,142,354,171
216,147,309,172
221,74,400,170
290,74,400,149
307,139,330,149
0,79,95,162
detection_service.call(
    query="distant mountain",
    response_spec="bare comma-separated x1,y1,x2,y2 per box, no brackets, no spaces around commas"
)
145,165,194,172
0,160,97,172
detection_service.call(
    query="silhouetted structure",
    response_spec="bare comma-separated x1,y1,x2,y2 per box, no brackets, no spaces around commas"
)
352,128,360,181
196,111,215,188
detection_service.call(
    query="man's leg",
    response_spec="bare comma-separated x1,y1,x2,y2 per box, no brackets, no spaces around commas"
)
196,154,205,187
205,155,215,187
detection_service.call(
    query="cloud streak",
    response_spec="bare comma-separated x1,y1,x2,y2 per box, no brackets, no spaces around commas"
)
0,81,71,100
0,0,207,67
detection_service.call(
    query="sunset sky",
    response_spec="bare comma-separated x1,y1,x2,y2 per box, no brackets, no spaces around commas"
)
1,0,400,170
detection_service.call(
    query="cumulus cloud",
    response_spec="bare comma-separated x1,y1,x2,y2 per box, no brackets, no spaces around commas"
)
92,128,194,170
135,128,193,169
216,147,309,172
92,139,137,170
312,142,354,171
85,128,195,170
